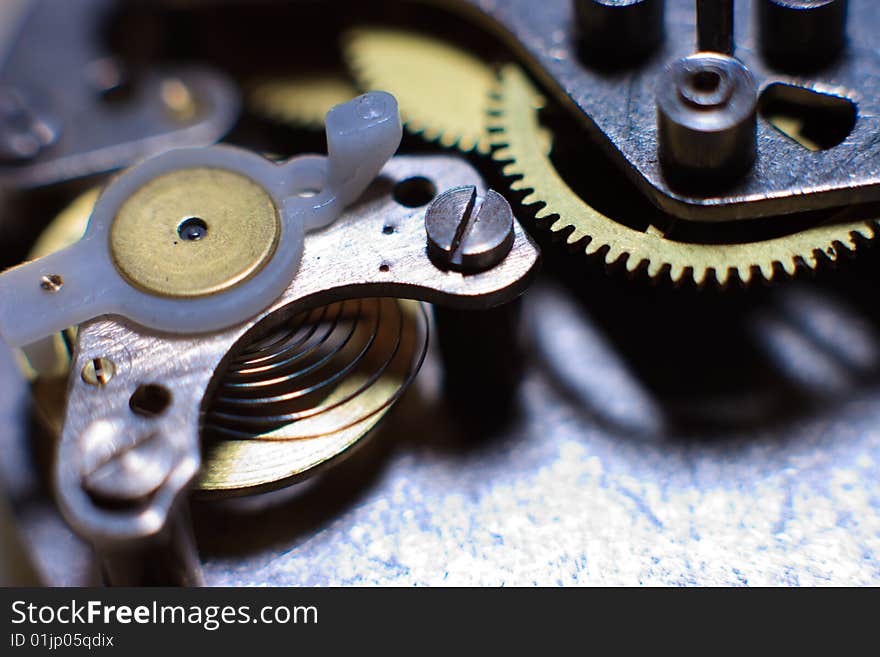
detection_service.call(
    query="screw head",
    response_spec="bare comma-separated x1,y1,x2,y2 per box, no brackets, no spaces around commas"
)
39,274,64,293
81,357,116,386
425,186,515,274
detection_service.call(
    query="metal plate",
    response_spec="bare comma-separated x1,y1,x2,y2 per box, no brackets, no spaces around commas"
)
446,0,880,221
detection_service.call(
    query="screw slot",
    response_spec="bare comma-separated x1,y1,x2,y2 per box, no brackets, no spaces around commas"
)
130,384,172,417
177,217,208,241
39,274,64,293
393,177,437,208
81,357,115,386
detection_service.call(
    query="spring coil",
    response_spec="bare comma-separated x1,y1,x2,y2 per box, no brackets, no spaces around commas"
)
204,297,428,441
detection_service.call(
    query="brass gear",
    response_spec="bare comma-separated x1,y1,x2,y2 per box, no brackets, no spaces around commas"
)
490,65,880,286
249,73,359,129
343,27,495,154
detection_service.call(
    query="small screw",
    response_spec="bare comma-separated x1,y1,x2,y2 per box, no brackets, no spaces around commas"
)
39,274,64,293
425,186,515,274
81,357,115,386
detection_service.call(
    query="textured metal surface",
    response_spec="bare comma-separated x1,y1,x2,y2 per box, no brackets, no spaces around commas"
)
447,0,880,221
0,0,239,188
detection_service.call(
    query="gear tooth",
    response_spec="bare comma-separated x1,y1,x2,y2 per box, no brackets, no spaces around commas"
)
566,227,587,244
547,216,566,231
624,253,644,273
801,250,821,270
692,267,710,286
758,262,776,280
584,238,604,255
604,245,625,266
676,267,697,287
668,264,687,283
493,149,512,164
520,191,541,206
781,257,799,276
646,259,666,279
535,206,556,222
715,266,732,287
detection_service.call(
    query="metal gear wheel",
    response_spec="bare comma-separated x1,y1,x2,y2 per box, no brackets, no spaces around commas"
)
343,27,495,154
489,65,880,286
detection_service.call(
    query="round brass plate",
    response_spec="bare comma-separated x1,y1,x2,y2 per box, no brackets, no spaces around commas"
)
110,167,280,298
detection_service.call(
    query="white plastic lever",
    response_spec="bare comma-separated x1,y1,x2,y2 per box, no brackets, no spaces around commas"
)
0,92,401,348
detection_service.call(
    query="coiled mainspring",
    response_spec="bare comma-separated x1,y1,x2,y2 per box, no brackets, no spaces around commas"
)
204,297,428,441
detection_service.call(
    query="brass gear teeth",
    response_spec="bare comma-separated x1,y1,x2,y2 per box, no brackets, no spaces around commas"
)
343,27,494,154
489,64,880,286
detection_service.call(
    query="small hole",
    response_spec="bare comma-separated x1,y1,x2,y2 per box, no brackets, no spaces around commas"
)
382,225,395,235
393,177,436,207
691,70,721,93
130,384,172,417
759,83,857,151
177,217,208,241
379,263,391,273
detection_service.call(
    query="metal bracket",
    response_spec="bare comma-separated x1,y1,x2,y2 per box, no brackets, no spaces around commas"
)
54,154,540,548
0,0,239,188
445,0,880,221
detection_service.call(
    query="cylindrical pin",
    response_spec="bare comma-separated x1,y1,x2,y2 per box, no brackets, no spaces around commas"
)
697,0,734,55
758,0,848,71
573,0,665,66
656,52,758,190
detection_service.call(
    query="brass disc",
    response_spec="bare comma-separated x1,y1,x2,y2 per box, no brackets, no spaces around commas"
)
110,167,280,298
